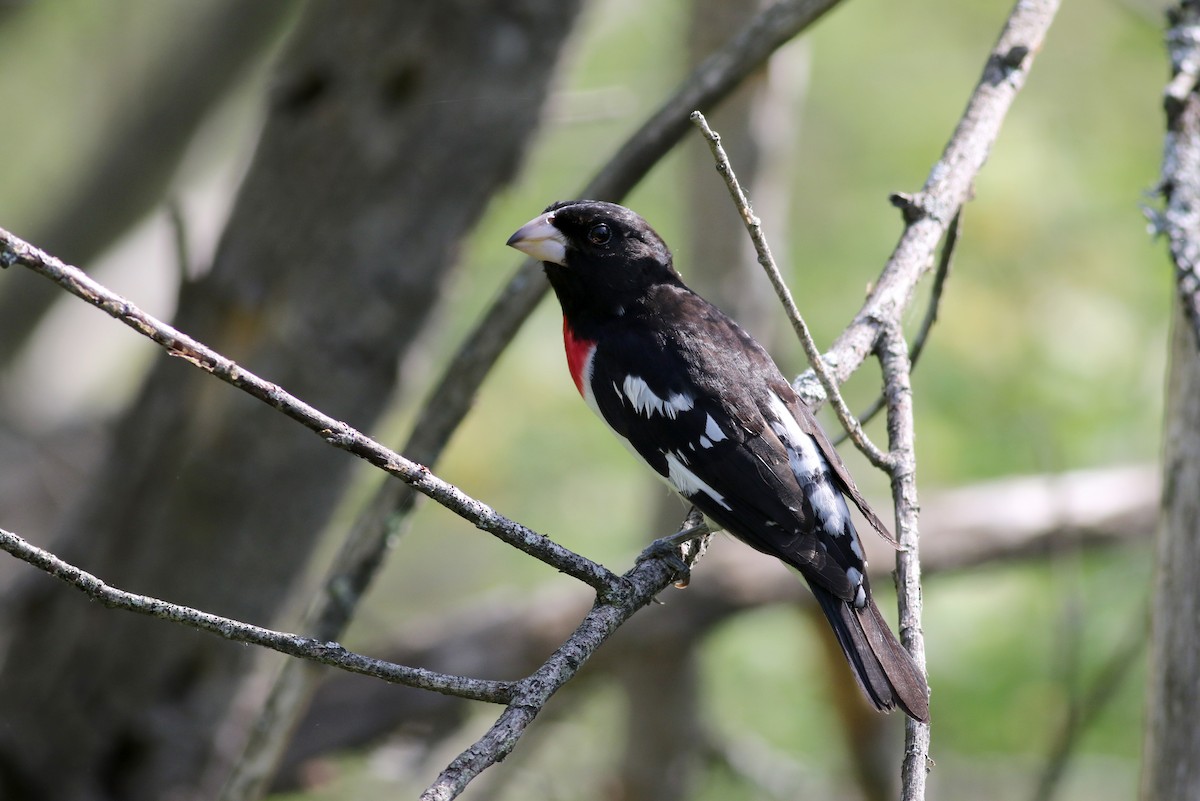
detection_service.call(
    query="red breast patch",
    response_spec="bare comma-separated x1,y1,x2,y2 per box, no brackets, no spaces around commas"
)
562,318,596,396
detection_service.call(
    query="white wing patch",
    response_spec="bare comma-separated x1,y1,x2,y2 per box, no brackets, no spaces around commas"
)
846,567,867,607
665,451,732,510
622,375,694,419
766,392,853,537
699,414,727,449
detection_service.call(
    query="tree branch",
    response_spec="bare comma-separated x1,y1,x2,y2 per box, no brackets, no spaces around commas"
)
0,229,622,598
790,0,1061,409
269,463,1156,787
689,109,893,470
831,208,960,448
875,322,930,801
0,527,511,704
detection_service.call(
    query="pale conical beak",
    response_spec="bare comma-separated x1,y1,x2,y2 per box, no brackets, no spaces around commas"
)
506,212,568,265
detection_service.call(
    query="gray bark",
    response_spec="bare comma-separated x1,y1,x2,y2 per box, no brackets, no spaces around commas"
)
1140,307,1200,801
0,2,580,799
1141,5,1200,797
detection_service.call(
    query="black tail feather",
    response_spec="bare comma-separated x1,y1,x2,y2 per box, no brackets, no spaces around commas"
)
810,585,930,723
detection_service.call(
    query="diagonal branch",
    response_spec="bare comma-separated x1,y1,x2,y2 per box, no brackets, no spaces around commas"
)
790,0,1061,410
0,230,622,599
689,109,893,470
831,208,960,447
267,463,1155,785
692,111,933,796
419,544,686,801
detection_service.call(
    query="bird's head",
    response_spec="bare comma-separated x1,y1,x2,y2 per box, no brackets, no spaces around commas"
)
506,200,680,318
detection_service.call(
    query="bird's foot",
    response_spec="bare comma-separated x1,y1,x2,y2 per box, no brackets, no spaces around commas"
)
637,522,710,588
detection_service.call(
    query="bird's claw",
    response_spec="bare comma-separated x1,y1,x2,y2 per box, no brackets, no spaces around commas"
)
637,524,709,588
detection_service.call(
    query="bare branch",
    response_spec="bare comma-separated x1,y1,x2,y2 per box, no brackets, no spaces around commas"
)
273,463,1156,784
689,109,893,470
875,322,930,801
791,0,1061,409
0,229,622,598
691,103,933,797
831,208,960,447
419,517,698,801
0,527,511,704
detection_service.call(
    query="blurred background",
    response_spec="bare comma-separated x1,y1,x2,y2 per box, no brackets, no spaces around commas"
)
0,0,1171,800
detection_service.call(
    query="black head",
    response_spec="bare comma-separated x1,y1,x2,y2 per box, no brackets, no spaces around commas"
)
506,200,682,319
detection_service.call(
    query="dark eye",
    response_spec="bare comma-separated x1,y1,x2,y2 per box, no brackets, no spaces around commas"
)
587,223,611,245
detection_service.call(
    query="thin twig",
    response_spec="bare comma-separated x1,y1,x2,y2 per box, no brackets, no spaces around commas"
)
0,527,511,703
876,322,930,801
690,109,894,470
790,0,1060,412
0,227,623,599
831,207,960,447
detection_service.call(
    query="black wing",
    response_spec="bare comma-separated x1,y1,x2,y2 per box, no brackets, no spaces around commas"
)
585,285,869,603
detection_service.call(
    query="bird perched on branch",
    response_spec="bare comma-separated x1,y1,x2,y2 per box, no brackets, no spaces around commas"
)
507,200,929,722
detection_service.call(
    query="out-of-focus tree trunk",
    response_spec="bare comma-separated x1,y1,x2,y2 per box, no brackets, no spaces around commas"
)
1142,4,1200,797
0,0,292,368
0,2,580,800
1140,305,1200,801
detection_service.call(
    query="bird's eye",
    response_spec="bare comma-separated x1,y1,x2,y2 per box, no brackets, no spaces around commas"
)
587,224,611,245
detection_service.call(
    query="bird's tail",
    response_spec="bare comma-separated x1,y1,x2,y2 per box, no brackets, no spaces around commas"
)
810,585,930,722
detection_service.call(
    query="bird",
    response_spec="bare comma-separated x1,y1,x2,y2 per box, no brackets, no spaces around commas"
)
506,199,930,722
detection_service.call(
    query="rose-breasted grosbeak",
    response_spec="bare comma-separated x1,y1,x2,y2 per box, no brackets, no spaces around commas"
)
507,200,929,722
